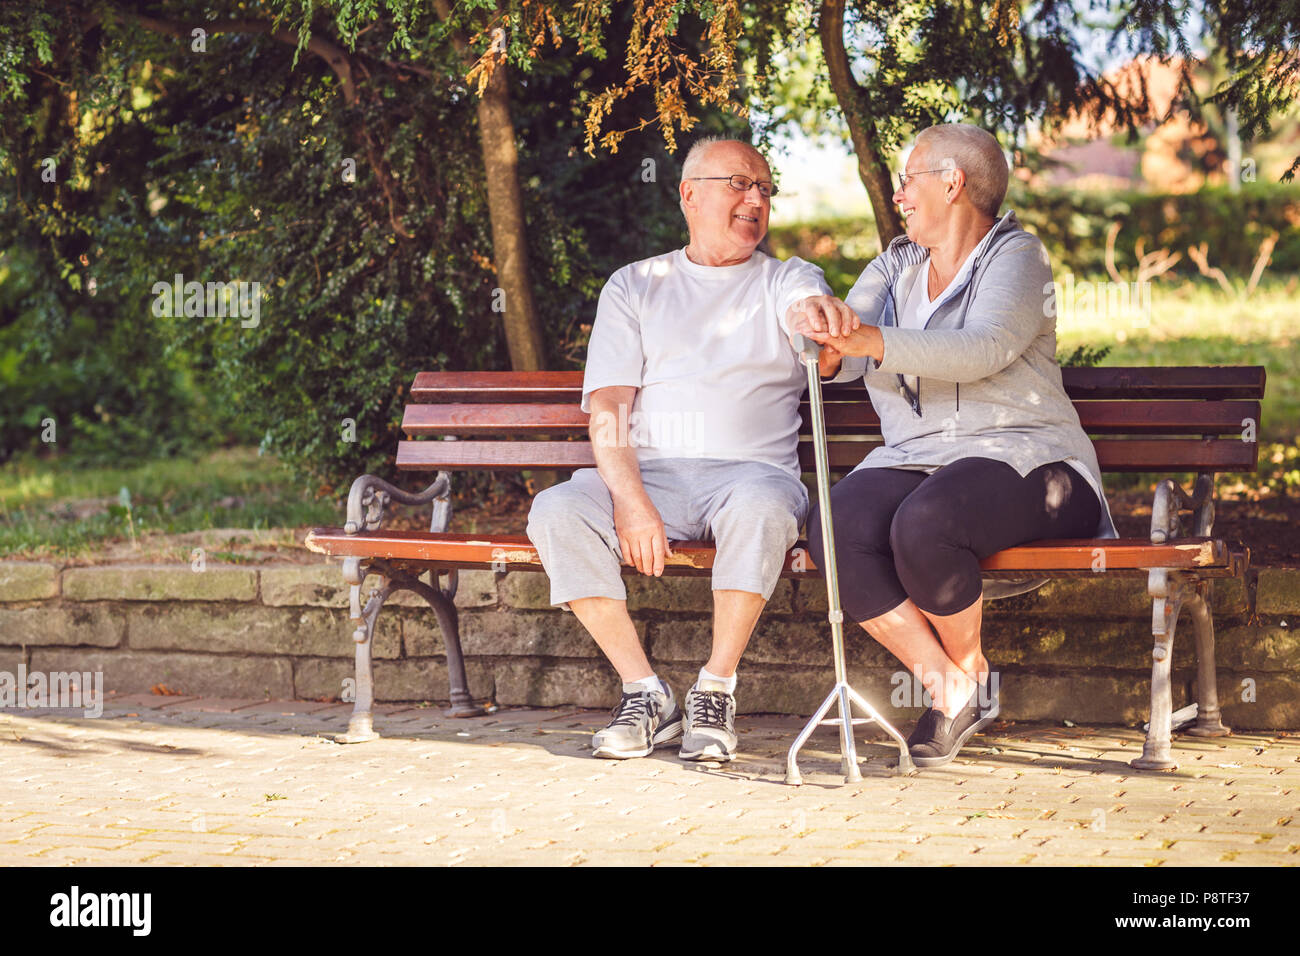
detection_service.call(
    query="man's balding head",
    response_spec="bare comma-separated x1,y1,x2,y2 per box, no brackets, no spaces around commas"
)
678,138,773,266
679,137,770,216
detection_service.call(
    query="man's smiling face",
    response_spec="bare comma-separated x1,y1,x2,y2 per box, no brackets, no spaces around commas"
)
680,141,772,263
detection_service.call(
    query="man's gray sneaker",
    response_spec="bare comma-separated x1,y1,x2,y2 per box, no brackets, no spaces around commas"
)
591,682,683,759
679,679,737,762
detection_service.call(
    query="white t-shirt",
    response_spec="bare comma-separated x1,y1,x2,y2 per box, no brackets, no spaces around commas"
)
582,248,830,478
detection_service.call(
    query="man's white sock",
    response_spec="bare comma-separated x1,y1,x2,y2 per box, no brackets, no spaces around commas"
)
630,675,670,698
696,667,737,694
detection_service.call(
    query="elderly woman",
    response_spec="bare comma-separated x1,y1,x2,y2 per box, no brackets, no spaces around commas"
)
788,123,1116,768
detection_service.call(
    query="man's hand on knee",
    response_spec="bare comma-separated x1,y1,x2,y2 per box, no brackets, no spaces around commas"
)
613,493,673,576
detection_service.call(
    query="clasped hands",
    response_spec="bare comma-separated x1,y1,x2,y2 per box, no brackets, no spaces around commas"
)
784,295,884,376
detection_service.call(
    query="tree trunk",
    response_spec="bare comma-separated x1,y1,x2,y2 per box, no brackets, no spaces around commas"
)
818,0,904,247
433,0,546,371
476,64,547,370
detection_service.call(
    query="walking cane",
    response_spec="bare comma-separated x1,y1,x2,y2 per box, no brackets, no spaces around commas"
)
786,334,914,784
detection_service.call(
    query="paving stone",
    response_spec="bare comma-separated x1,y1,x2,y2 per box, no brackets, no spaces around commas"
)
414,608,617,659
1256,569,1300,616
97,692,199,710
126,603,400,659
1216,625,1300,672
25,648,293,699
0,562,59,602
230,700,338,715
0,605,124,647
491,658,621,708
64,564,257,601
985,576,1150,618
153,698,268,713
259,564,353,607
499,572,554,610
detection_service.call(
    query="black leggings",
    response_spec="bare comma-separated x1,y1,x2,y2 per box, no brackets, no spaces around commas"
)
807,457,1102,623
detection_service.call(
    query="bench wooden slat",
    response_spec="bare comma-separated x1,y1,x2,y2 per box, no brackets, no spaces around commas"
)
403,403,592,434
394,437,1259,473
411,371,584,404
402,400,1261,437
410,367,1266,403
305,528,1235,573
1057,365,1266,400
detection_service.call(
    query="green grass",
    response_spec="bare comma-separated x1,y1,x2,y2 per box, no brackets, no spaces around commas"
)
0,447,339,560
1053,279,1299,444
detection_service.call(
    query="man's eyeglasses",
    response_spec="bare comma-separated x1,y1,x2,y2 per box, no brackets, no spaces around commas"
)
686,174,779,198
896,167,952,190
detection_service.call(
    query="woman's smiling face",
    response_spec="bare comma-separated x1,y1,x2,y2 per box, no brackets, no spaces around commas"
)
893,149,954,247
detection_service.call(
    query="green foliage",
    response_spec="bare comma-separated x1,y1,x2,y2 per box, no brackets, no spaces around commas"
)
1240,440,1300,497
747,2,1159,164
1010,180,1300,280
0,242,248,468
773,181,1300,291
0,1,738,497
5,0,1294,506
1058,344,1113,368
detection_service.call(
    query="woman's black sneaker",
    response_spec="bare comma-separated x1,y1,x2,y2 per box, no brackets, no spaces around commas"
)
906,706,939,749
909,682,1000,768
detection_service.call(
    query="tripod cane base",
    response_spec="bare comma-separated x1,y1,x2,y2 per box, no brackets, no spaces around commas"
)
786,681,913,785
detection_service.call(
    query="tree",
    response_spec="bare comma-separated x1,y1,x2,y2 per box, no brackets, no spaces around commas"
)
0,0,740,490
743,1,1189,246
1122,0,1300,180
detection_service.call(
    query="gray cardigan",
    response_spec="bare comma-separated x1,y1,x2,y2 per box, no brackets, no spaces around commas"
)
831,210,1117,538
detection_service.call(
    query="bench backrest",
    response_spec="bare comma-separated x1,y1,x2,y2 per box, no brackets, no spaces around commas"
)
396,367,1265,475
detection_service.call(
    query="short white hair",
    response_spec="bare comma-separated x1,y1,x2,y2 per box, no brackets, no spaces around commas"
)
914,124,1009,218
679,136,768,219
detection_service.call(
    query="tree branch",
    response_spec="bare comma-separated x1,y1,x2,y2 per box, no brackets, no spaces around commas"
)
97,7,413,238
131,16,358,104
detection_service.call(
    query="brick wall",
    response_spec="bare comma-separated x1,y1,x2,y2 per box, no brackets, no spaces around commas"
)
1,561,1297,728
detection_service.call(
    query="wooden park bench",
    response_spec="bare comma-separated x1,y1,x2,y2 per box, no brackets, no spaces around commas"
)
305,365,1264,770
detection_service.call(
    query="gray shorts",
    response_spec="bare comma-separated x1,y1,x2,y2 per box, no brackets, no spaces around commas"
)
526,458,809,607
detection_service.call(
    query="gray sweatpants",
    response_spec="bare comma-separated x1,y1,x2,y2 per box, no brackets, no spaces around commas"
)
526,458,809,607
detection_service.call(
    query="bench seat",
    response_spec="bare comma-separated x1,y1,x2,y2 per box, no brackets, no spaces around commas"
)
305,529,1246,577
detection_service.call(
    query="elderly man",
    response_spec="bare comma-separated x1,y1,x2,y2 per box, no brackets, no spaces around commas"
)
527,137,831,761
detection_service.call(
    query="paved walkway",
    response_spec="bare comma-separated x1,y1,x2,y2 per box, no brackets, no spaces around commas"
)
1,696,1296,866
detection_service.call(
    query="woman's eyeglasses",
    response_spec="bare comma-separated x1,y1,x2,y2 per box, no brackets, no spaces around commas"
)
896,167,951,190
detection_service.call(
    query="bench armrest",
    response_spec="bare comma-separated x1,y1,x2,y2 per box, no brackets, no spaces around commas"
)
1150,472,1215,544
344,472,452,535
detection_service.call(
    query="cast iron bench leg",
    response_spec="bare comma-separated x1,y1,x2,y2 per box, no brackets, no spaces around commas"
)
336,577,390,744
1185,579,1230,737
401,572,490,718
1134,567,1186,770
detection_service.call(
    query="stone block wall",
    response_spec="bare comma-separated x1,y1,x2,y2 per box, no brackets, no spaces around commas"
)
1,560,1298,729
